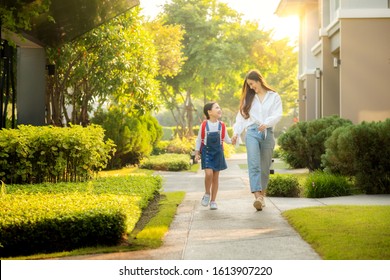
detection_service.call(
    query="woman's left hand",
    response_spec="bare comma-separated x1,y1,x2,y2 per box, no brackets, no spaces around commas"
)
257,124,267,132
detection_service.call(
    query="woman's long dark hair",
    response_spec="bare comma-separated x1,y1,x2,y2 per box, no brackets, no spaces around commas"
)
239,69,275,119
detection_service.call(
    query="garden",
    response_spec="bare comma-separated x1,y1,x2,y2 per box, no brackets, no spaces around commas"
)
1,116,389,259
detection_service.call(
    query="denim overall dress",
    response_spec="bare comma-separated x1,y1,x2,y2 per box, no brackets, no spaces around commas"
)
200,121,227,171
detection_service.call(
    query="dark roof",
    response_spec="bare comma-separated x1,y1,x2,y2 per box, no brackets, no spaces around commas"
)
6,0,139,47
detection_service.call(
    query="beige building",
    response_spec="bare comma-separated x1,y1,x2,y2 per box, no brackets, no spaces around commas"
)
276,0,390,124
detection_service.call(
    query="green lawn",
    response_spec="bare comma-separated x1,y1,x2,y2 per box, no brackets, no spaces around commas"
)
4,162,389,260
283,205,390,259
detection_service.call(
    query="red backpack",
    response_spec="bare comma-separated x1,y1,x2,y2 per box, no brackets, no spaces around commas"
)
200,120,226,151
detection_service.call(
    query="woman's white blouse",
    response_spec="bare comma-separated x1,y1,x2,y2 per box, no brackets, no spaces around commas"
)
233,91,283,136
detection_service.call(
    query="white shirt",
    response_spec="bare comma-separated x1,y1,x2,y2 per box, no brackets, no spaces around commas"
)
195,120,232,151
233,91,283,136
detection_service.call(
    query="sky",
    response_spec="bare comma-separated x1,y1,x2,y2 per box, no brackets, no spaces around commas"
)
139,0,299,42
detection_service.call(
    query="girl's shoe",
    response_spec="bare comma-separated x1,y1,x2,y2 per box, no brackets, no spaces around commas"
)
201,194,210,206
210,201,218,210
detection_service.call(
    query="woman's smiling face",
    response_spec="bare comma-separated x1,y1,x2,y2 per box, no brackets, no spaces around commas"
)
247,79,261,93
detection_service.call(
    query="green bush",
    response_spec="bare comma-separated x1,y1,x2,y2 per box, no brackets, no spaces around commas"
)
322,119,390,194
92,108,162,168
165,136,194,154
152,140,169,155
267,174,300,197
304,171,352,198
0,125,115,184
0,193,126,257
161,127,175,140
278,115,352,171
140,153,190,171
0,175,162,257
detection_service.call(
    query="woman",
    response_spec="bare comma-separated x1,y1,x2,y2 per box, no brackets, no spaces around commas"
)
232,69,282,211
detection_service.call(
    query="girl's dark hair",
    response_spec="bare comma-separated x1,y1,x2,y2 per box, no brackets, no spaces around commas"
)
239,69,275,119
203,102,217,119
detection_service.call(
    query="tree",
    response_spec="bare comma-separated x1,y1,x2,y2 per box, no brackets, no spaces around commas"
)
162,0,251,136
0,0,52,43
145,19,188,136
251,37,298,115
158,0,299,133
46,7,159,126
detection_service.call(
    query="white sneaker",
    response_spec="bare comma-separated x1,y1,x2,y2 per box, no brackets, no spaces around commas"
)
210,201,218,210
201,194,210,206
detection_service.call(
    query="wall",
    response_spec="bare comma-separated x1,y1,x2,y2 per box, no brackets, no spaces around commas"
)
340,18,390,123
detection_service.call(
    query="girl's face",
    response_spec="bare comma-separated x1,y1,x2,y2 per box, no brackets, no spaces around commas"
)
208,103,222,119
247,79,262,94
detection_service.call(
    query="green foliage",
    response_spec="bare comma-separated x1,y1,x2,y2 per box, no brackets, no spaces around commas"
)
157,0,299,132
273,147,282,158
46,7,159,126
0,0,52,42
0,175,162,257
267,174,300,197
0,194,126,257
161,126,176,140
322,119,390,194
304,171,352,198
0,125,115,184
165,136,194,154
140,153,191,171
152,140,170,155
278,115,352,171
92,108,162,168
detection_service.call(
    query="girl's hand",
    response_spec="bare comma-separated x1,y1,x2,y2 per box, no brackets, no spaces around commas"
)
195,151,200,161
232,135,238,145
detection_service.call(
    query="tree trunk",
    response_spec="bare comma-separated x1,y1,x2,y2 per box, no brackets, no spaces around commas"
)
185,90,194,137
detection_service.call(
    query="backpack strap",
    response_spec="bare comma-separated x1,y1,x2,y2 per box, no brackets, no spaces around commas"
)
200,120,207,151
220,121,226,148
220,121,226,142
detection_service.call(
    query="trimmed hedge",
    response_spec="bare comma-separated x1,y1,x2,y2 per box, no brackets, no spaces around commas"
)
0,194,127,257
267,174,300,197
140,153,191,171
0,175,162,257
0,124,116,184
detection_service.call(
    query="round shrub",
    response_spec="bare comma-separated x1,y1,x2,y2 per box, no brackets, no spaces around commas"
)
304,171,352,198
166,136,194,154
322,119,390,194
278,115,352,171
267,174,300,197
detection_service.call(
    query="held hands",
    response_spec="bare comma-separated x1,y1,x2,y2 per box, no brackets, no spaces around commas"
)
232,135,238,145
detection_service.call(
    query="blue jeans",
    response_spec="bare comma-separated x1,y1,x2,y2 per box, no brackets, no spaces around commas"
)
245,125,275,193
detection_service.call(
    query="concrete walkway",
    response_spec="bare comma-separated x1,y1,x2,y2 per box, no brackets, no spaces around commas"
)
64,153,390,260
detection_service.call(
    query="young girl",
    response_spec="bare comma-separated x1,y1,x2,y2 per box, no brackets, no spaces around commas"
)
195,102,232,210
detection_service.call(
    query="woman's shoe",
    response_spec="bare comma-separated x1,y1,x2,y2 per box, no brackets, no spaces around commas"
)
210,201,218,210
253,197,263,211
